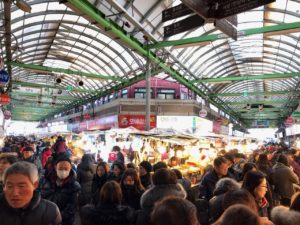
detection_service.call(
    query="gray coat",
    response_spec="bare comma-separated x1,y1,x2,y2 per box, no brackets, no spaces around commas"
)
136,184,186,225
272,162,299,199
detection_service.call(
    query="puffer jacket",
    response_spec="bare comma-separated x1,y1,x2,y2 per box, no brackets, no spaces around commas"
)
41,169,81,225
77,154,95,206
271,162,299,199
80,203,135,225
0,191,61,225
136,184,186,225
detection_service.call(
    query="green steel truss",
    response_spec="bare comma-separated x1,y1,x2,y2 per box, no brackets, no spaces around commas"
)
8,61,124,81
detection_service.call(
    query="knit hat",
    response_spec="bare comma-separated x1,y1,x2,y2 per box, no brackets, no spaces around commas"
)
55,155,72,165
140,161,152,173
23,146,34,152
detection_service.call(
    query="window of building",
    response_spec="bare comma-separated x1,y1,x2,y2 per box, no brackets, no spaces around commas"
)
121,89,128,98
157,89,175,99
134,88,153,99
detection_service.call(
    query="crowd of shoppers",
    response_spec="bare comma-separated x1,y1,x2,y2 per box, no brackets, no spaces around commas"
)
0,136,300,225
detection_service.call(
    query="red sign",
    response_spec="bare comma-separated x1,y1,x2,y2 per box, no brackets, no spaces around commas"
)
0,94,10,105
285,117,295,126
119,115,156,130
83,113,90,120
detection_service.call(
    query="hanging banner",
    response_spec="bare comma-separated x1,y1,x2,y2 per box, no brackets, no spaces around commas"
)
119,115,156,130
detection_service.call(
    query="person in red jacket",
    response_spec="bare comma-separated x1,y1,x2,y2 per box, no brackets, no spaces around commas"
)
42,142,53,167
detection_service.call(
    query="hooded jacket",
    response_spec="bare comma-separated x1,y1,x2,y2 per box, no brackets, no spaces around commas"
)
0,191,61,225
271,162,299,199
77,154,95,206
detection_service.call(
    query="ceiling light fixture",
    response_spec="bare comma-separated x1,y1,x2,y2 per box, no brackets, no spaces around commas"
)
77,79,84,86
15,0,32,13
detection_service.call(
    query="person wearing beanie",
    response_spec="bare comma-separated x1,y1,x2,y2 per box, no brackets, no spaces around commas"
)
272,154,299,206
0,155,18,193
22,146,43,176
139,161,152,189
40,156,81,225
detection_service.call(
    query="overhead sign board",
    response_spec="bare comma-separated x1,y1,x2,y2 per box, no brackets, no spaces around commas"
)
164,14,205,38
162,3,194,22
180,0,213,20
181,0,276,20
215,15,238,40
215,0,276,19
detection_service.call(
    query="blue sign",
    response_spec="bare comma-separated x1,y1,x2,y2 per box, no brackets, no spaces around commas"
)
0,69,9,86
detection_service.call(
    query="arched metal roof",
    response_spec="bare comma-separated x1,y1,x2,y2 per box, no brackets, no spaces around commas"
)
1,0,300,127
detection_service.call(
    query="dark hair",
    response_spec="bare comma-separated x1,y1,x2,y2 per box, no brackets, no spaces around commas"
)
153,161,168,172
112,146,121,152
214,156,228,167
223,189,258,212
100,181,122,205
291,192,300,212
112,161,126,173
96,162,109,174
151,197,198,225
242,163,257,176
152,168,177,185
172,169,183,179
214,204,260,225
242,171,266,197
257,153,269,164
223,154,234,164
234,153,246,159
277,154,290,167
127,163,137,170
121,168,144,191
0,155,18,165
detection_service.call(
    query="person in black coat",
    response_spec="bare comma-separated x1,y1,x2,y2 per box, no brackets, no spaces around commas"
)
41,156,81,225
139,161,152,189
77,154,95,207
0,161,61,225
199,156,234,201
80,181,135,225
91,162,109,204
121,168,144,210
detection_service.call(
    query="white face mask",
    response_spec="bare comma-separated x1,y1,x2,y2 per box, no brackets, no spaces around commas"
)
56,170,70,180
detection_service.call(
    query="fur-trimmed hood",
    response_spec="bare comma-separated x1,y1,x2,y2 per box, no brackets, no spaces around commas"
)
140,184,186,209
271,206,300,225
